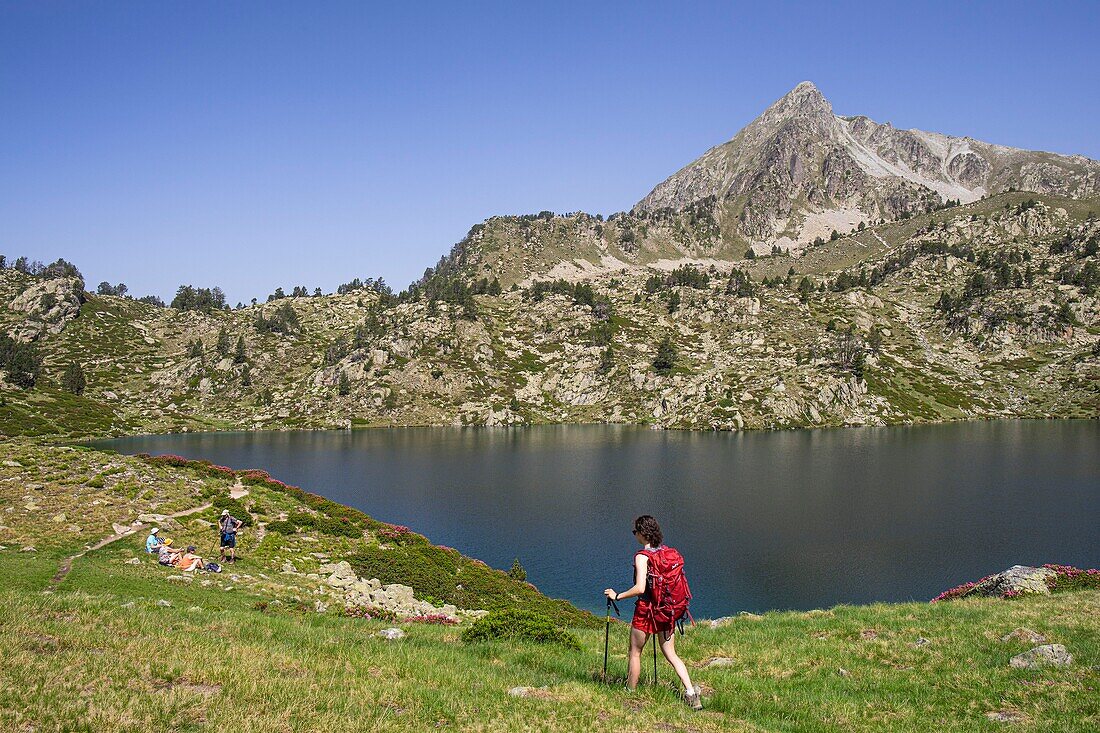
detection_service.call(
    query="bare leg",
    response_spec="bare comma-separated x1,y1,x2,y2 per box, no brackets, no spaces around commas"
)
658,630,695,692
626,627,648,690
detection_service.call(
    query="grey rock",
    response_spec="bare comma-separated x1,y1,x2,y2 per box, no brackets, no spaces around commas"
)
837,668,850,677
120,601,135,609
973,566,1055,597
704,657,736,668
20,546,36,552
1009,644,1072,669
324,561,357,588
1001,628,1048,644
914,637,931,647
156,599,172,608
377,628,405,640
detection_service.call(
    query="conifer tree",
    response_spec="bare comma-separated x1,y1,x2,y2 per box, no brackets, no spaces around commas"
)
216,328,230,356
338,370,351,396
233,335,247,364
62,362,86,395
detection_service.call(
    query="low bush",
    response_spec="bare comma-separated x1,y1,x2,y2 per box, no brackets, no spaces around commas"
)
211,495,253,527
1044,564,1100,593
265,520,297,535
350,546,596,628
287,511,362,538
461,609,580,650
343,606,398,623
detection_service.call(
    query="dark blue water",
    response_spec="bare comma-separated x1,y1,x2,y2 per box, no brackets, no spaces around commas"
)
92,420,1100,617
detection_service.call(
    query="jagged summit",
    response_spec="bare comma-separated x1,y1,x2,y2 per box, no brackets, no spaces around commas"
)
766,81,832,119
635,82,1100,248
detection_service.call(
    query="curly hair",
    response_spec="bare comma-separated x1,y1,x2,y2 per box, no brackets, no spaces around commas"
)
633,515,663,547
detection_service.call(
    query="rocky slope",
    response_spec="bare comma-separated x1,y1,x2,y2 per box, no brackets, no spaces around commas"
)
0,191,1096,437
635,81,1100,249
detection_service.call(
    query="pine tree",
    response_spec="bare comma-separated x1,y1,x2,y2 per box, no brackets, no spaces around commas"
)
598,345,614,375
338,370,350,396
216,328,230,356
240,364,251,386
62,362,86,395
667,290,681,313
652,335,677,376
188,340,203,359
233,335,247,364
508,558,527,581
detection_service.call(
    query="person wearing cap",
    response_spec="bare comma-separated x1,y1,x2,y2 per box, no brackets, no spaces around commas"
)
218,509,243,563
145,527,165,554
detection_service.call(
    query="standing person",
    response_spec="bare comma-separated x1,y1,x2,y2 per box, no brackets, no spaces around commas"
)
218,509,243,563
604,514,702,710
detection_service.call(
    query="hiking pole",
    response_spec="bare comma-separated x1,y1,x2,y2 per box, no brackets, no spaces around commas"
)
602,596,619,681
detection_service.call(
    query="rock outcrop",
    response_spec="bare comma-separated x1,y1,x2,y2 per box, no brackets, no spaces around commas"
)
320,560,485,621
972,565,1056,597
8,276,85,341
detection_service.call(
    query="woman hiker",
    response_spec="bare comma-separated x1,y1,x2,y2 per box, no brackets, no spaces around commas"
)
604,514,703,710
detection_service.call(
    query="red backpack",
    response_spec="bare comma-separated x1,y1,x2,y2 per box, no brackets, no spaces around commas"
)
639,546,694,632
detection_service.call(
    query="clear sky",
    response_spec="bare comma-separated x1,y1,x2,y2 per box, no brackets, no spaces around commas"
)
2,1,1097,304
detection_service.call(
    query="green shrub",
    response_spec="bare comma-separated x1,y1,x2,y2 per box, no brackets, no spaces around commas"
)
211,495,253,527
461,609,580,650
287,511,362,538
265,520,297,534
350,546,596,628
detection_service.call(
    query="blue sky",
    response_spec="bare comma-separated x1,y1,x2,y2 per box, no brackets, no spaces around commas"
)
2,1,1097,304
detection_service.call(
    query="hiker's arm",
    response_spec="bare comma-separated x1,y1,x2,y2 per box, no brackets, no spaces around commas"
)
604,555,648,601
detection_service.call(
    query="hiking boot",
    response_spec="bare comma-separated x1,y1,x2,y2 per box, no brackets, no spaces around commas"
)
684,686,703,711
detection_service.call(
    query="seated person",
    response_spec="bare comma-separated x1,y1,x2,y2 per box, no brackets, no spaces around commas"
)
177,545,206,573
157,540,184,566
145,527,165,553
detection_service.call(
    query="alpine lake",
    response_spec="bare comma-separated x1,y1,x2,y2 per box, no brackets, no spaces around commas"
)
92,419,1100,618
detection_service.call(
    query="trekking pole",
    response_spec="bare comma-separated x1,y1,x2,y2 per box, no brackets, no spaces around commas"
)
602,596,619,681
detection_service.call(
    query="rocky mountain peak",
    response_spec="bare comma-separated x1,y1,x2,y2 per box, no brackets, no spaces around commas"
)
635,83,1100,247
765,80,832,120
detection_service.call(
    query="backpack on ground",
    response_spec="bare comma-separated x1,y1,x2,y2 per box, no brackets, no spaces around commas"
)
641,546,694,633
204,562,222,573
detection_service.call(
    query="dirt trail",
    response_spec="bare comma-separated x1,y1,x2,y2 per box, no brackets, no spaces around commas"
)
50,503,212,587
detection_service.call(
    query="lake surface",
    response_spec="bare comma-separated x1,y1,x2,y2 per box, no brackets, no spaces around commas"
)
93,421,1100,617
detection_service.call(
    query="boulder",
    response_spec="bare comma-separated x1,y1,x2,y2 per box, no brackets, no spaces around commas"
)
377,628,405,641
324,561,357,589
973,566,1055,597
704,657,736,668
156,599,172,608
1009,644,1072,669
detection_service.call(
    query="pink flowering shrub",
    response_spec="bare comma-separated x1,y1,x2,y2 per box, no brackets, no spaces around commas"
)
1043,564,1100,593
344,606,398,623
402,614,458,626
378,525,411,542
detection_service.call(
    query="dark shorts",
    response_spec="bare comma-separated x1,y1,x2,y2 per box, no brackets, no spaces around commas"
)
220,533,237,548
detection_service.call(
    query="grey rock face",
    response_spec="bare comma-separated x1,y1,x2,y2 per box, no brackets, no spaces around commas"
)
8,277,85,342
1009,644,1073,669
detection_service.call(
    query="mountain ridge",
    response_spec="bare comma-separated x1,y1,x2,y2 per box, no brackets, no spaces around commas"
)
634,81,1100,249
